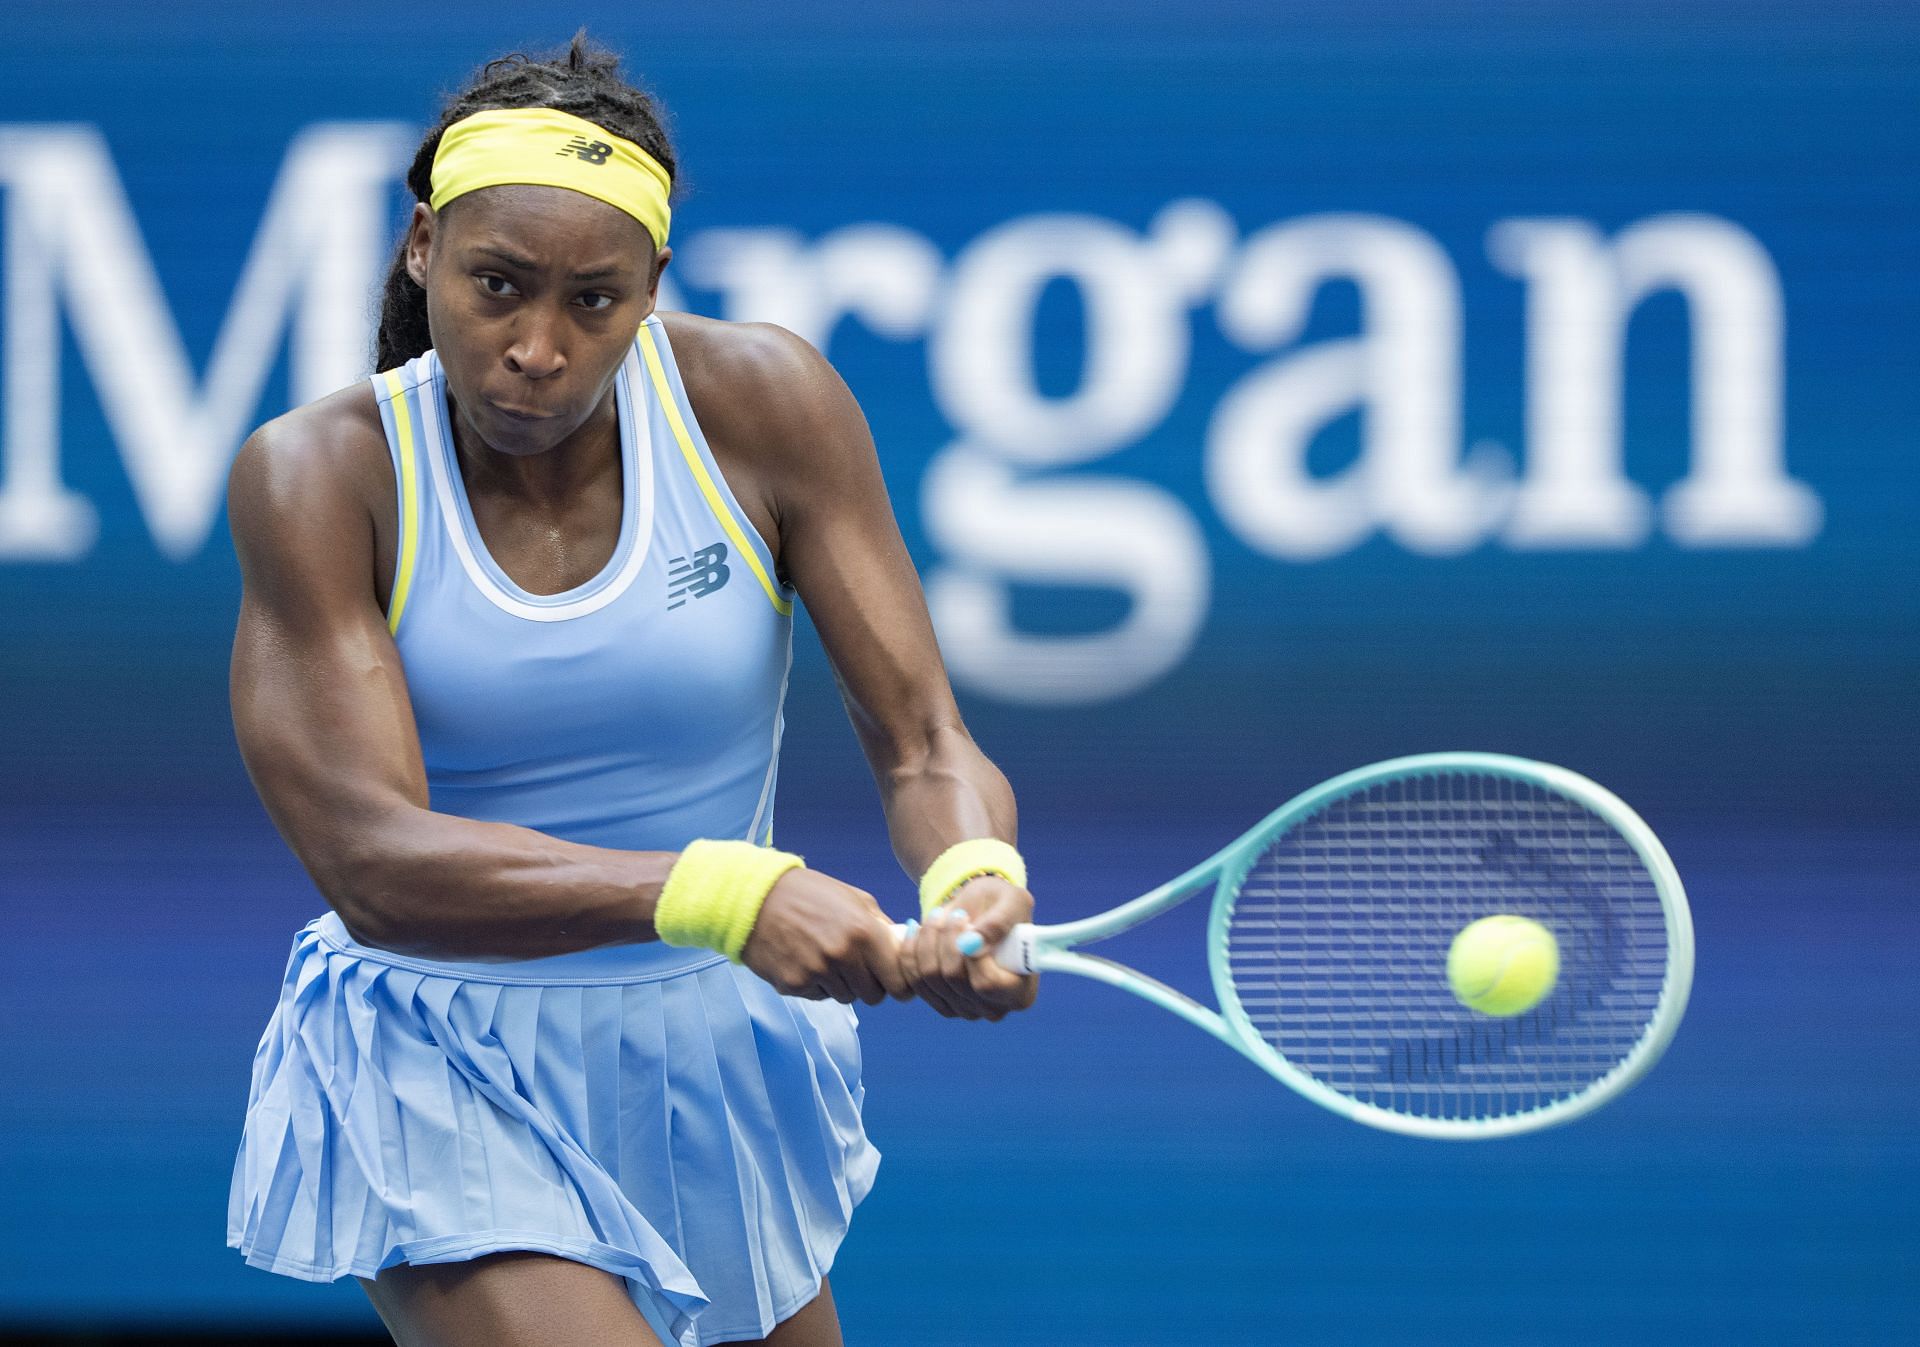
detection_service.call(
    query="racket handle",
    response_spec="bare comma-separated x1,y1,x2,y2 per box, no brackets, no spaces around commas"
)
993,923,1037,973
889,921,1038,974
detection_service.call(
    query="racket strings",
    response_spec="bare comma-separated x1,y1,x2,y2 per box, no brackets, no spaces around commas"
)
1222,772,1669,1122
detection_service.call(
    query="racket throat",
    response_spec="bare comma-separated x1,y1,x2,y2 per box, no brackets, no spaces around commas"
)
1044,950,1241,1053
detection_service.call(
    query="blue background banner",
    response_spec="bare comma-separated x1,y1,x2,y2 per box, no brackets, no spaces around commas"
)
2,3,1914,1342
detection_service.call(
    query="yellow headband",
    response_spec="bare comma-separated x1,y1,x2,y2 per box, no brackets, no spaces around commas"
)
429,107,672,250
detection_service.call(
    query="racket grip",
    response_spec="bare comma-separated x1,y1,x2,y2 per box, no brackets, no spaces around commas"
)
889,921,1038,973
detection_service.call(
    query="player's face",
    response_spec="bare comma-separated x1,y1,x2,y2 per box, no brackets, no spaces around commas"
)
405,186,669,456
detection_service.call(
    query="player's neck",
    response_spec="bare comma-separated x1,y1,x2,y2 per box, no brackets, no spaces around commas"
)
447,388,620,509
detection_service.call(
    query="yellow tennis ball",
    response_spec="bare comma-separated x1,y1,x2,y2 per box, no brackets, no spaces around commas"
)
1447,915,1559,1016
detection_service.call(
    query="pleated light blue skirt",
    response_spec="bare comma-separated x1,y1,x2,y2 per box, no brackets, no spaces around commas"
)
226,912,879,1347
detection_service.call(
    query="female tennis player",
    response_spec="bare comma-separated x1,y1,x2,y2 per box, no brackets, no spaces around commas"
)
224,36,1036,1347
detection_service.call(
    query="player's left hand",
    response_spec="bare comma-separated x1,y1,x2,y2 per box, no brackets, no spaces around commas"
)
899,875,1039,1020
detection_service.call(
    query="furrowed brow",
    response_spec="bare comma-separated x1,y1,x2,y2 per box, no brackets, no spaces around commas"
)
470,246,627,283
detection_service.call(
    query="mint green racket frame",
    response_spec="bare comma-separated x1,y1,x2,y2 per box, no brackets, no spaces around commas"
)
988,752,1695,1140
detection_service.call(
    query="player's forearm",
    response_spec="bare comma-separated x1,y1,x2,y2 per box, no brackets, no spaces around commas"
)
314,803,674,960
875,720,1018,881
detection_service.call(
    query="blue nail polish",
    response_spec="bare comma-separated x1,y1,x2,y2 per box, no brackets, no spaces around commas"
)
905,919,920,935
956,931,985,956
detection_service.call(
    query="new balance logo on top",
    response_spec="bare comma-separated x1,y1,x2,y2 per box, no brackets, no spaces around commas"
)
667,543,730,608
557,136,613,165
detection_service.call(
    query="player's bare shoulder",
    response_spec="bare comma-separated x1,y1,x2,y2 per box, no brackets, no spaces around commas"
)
663,309,864,435
658,312,861,571
227,378,397,607
657,310,872,501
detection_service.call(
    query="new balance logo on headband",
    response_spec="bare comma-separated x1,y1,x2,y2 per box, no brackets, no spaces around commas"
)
557,136,613,165
667,544,731,608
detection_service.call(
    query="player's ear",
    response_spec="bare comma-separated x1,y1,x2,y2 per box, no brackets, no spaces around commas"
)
641,244,671,318
404,202,435,289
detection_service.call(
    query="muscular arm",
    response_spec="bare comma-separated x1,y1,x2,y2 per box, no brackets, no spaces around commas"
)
679,320,1034,1018
683,321,1016,881
227,395,673,959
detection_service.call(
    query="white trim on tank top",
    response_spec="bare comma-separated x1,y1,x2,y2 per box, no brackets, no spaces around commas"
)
746,620,795,845
416,342,656,623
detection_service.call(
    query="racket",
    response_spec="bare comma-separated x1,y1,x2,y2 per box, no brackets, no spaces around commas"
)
964,752,1693,1139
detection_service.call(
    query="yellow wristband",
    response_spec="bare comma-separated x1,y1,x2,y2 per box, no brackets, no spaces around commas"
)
918,838,1027,918
654,839,804,962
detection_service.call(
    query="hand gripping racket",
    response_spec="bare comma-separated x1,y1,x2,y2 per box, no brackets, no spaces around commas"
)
982,753,1693,1139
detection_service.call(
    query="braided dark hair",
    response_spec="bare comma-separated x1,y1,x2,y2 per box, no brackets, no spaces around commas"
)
373,31,680,372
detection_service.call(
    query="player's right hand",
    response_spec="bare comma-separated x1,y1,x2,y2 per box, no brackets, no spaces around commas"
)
739,869,913,1005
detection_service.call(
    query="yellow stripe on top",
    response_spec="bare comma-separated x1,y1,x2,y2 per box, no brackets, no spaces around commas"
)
381,369,421,635
637,324,794,616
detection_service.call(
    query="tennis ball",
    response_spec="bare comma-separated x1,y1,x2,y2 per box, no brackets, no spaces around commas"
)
1447,915,1559,1017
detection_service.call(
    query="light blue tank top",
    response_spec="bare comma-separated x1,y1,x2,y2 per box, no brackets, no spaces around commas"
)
368,315,798,966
